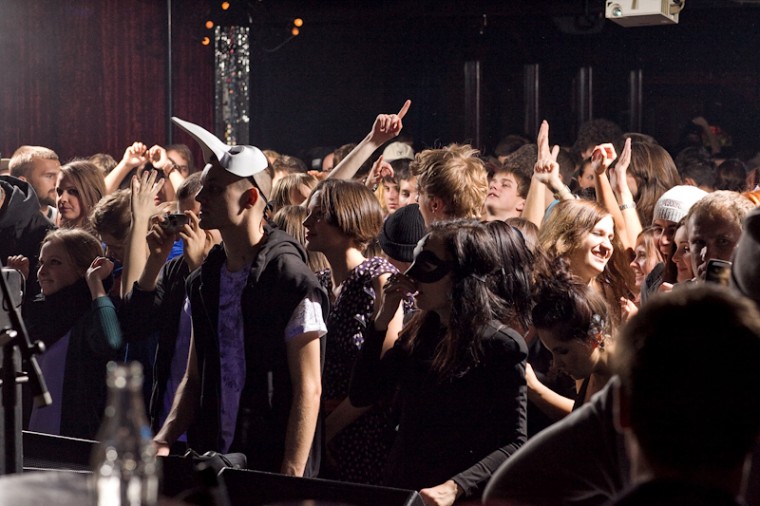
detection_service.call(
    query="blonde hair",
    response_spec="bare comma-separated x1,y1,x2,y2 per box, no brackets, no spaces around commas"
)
412,144,488,220
270,172,318,212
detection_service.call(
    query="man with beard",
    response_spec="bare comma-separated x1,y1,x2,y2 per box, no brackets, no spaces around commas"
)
9,146,61,223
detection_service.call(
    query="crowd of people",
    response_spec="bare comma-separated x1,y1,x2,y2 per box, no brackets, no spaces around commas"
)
1,101,759,505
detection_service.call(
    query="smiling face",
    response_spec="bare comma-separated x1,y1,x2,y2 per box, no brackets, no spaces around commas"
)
56,173,83,225
652,218,678,259
688,211,742,279
485,171,524,220
629,240,659,290
671,225,694,283
37,239,83,296
567,215,614,283
537,327,600,380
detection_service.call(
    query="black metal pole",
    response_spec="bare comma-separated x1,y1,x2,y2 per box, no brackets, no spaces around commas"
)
166,0,173,144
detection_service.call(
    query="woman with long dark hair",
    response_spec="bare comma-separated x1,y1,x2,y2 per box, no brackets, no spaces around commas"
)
350,220,528,505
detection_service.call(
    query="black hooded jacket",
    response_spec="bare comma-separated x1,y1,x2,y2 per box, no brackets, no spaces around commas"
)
0,175,55,301
186,226,328,477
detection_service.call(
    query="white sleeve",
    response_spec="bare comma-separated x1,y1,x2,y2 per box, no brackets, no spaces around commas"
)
284,294,328,342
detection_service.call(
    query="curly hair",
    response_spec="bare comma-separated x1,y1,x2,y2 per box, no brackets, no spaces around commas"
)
412,144,488,220
532,256,612,345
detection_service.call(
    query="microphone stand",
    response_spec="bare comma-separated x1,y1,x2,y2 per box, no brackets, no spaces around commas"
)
0,264,51,475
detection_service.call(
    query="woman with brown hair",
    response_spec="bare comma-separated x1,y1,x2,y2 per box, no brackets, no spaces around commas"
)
56,159,106,231
538,199,634,324
303,178,404,485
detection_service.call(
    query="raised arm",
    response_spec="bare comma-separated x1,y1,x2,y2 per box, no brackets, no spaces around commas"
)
120,170,165,297
592,143,633,251
105,142,147,195
522,121,565,228
608,138,642,249
327,100,411,182
147,144,185,203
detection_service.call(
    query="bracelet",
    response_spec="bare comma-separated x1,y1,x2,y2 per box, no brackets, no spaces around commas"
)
619,202,636,211
553,185,572,200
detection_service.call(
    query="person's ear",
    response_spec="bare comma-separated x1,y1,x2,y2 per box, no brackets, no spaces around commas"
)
613,380,632,433
430,196,445,215
245,187,259,208
683,177,698,187
516,197,526,214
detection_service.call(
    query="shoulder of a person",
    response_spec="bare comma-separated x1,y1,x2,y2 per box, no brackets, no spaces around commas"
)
481,322,528,356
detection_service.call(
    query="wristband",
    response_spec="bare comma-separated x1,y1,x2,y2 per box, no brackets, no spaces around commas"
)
553,185,572,200
618,202,636,211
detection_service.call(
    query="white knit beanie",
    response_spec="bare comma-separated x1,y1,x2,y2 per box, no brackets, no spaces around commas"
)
652,185,708,223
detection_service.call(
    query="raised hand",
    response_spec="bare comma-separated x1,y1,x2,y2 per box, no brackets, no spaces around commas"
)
121,142,148,169
6,255,30,280
86,256,114,299
536,120,559,164
130,169,165,223
590,143,617,176
369,99,411,145
145,221,176,264
179,211,206,271
533,157,561,188
87,256,114,282
375,272,416,330
146,144,172,172
365,155,394,188
609,138,632,196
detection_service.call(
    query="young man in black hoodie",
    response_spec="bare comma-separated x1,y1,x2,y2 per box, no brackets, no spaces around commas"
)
0,175,56,302
154,119,328,478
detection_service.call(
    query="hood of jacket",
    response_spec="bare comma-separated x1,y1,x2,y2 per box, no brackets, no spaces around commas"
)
0,175,44,230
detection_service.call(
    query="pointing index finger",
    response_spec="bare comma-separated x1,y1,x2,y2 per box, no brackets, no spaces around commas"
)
397,99,411,119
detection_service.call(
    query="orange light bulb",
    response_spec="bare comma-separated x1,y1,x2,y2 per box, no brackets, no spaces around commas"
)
294,18,303,27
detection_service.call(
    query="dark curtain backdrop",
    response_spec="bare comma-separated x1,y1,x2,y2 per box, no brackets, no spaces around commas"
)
0,0,213,162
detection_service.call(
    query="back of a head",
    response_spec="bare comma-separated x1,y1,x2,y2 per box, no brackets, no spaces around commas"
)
629,142,682,226
494,134,530,159
574,119,623,157
412,144,488,220
89,189,132,243
715,159,748,192
615,285,760,473
675,147,716,190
